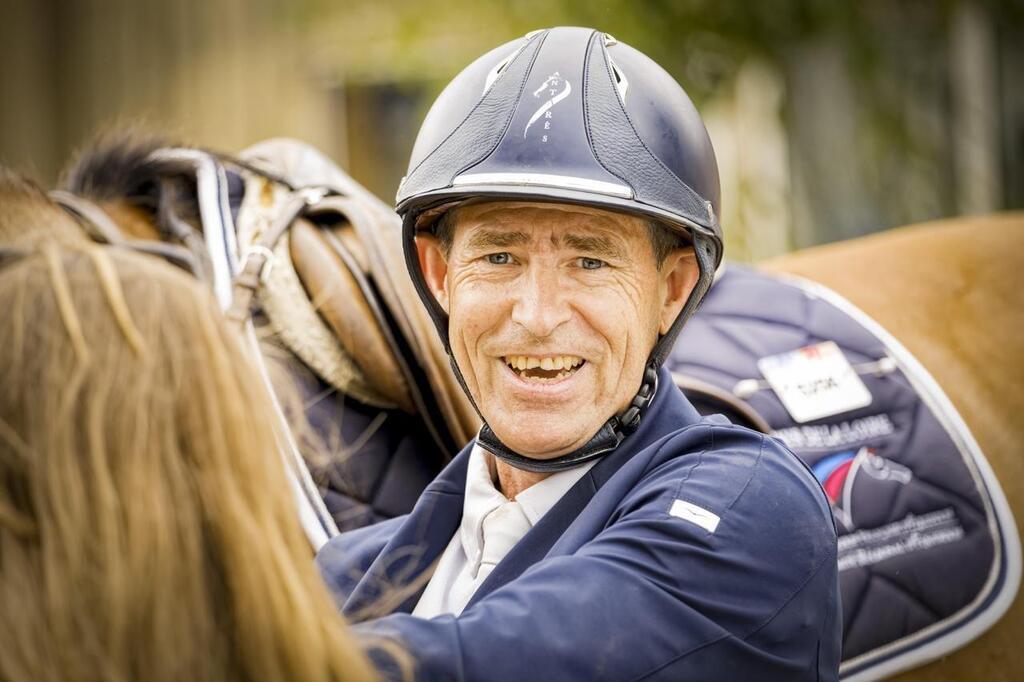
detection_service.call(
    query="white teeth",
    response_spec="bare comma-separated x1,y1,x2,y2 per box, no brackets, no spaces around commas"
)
553,356,565,370
540,357,554,371
527,357,540,369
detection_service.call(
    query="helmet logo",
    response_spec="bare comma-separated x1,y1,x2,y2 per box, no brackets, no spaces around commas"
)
524,72,571,142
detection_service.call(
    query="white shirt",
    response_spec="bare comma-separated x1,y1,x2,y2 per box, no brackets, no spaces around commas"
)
412,443,597,618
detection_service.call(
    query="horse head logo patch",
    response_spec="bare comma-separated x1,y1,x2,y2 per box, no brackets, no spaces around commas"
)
812,447,913,530
524,72,571,141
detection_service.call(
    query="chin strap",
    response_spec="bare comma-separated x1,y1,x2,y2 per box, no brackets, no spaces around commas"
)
477,365,659,473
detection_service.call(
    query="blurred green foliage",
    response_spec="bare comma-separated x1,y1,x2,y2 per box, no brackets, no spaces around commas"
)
291,0,1020,102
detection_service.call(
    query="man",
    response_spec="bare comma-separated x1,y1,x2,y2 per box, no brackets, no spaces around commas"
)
318,27,841,680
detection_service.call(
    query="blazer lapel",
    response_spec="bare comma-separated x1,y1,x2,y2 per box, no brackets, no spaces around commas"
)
342,449,470,619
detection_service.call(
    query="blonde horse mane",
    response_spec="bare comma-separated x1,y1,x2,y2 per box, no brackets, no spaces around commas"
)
0,173,385,681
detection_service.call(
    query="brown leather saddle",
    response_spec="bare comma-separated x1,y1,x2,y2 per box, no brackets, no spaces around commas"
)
236,139,480,455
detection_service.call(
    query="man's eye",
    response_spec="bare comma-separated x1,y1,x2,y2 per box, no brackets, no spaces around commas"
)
486,252,512,265
578,257,606,270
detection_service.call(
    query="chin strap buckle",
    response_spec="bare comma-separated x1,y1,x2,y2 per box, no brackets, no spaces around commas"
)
613,366,659,436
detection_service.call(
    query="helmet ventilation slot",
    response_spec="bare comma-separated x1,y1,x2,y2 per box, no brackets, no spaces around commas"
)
607,56,629,104
483,45,527,94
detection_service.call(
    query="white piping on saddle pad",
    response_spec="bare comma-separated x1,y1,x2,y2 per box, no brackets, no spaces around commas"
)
777,273,1021,682
148,149,239,309
243,320,335,551
229,195,339,550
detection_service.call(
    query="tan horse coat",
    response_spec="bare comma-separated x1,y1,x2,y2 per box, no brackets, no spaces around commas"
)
763,212,1023,681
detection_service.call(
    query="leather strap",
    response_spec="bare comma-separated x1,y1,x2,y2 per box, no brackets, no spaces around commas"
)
50,191,208,277
50,190,128,245
225,187,327,323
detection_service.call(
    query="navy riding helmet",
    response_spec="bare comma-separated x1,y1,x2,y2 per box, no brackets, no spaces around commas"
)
397,26,723,472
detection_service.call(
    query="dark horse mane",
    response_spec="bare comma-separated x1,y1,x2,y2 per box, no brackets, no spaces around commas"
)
63,130,169,199
60,130,201,225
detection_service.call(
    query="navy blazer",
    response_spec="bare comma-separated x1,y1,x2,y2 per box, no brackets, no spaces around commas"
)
317,367,841,681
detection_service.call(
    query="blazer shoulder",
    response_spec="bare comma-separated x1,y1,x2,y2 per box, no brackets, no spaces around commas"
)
583,422,839,667
624,422,837,565
645,421,831,510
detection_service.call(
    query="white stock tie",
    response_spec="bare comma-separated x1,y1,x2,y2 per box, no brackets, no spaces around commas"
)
446,499,533,612
478,500,533,578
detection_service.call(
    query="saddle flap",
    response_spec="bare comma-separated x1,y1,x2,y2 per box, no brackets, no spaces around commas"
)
309,193,481,452
289,218,414,413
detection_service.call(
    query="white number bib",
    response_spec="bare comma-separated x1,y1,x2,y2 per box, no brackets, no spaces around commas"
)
757,341,873,423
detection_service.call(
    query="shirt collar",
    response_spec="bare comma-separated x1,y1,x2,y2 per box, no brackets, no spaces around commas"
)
459,441,598,566
514,455,598,525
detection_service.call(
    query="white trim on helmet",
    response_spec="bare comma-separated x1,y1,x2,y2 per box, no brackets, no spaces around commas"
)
452,171,634,199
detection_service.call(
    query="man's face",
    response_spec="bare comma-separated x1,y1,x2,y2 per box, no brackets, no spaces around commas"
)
417,201,698,458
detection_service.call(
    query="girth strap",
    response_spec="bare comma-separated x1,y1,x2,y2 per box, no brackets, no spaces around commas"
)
225,187,328,323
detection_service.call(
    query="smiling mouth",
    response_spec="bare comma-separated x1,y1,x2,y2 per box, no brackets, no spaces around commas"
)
502,355,586,382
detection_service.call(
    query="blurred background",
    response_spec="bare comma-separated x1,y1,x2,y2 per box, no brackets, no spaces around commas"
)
1,0,1021,260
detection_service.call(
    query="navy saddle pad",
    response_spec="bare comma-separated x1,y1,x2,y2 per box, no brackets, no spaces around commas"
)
668,264,1020,680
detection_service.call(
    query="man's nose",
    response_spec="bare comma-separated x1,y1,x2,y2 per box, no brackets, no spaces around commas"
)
510,265,572,338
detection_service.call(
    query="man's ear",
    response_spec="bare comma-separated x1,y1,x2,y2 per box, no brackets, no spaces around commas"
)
658,248,700,335
416,234,450,313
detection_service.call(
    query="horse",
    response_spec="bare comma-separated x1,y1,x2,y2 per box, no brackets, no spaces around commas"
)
15,131,1020,680
761,214,1023,682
